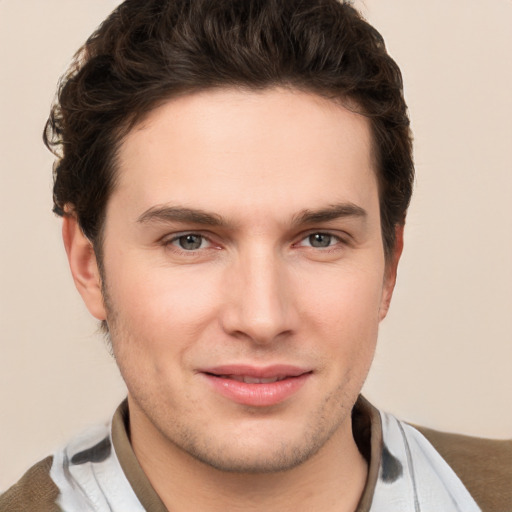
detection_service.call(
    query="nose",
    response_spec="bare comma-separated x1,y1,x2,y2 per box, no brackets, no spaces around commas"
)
220,248,298,345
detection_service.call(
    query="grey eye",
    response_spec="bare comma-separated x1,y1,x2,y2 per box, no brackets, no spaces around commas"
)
308,233,333,248
177,234,204,250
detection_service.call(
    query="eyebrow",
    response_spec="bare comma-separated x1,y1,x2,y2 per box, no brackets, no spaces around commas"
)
137,206,226,226
292,203,367,226
136,202,367,228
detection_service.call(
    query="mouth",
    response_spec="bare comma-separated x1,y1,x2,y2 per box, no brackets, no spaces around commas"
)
199,365,312,407
207,374,291,384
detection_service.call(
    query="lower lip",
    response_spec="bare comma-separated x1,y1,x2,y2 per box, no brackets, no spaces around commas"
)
202,373,311,407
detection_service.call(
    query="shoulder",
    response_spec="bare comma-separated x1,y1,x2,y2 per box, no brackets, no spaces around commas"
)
415,425,512,512
0,456,61,512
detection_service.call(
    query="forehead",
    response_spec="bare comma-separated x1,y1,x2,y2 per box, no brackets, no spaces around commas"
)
113,88,378,222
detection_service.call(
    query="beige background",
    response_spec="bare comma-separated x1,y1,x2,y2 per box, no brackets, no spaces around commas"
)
1,0,511,491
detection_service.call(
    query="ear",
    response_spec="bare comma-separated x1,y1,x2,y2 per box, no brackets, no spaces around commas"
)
379,225,404,321
62,215,107,321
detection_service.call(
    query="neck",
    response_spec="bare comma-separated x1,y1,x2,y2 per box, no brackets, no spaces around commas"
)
128,399,368,512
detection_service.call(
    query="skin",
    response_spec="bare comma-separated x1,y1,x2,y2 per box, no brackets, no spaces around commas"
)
63,88,403,512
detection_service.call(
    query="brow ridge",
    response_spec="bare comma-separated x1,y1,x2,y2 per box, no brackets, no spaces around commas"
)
137,206,226,226
137,202,366,228
292,203,367,225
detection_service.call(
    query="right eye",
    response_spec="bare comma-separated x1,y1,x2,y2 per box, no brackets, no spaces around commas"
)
169,234,210,251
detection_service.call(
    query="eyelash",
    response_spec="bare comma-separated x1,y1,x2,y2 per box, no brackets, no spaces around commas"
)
163,232,216,255
295,232,344,250
162,231,348,255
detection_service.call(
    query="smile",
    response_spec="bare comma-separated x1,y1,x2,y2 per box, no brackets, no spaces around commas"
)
200,365,312,407
213,375,289,384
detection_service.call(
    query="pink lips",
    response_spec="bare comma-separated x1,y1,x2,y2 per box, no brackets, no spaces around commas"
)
200,364,312,407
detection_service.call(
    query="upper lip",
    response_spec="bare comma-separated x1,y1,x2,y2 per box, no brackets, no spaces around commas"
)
199,364,312,379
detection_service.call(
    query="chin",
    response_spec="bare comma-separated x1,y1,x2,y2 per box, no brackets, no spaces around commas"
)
171,414,346,474
183,440,322,474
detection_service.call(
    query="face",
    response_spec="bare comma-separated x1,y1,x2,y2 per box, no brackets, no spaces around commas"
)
70,88,400,473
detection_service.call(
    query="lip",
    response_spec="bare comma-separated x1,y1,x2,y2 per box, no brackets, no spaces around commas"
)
199,364,312,407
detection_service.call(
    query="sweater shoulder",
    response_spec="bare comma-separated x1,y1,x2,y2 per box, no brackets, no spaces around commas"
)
0,456,61,512
415,425,512,512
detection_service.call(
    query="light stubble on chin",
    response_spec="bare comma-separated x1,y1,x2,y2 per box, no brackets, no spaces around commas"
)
173,426,321,474
166,392,355,474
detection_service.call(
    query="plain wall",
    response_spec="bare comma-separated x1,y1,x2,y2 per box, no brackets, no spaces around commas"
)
1,0,511,491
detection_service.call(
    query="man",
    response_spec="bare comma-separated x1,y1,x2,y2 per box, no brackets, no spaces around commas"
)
1,0,510,511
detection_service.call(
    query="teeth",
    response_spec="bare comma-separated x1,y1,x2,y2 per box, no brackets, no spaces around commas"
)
225,375,244,382
218,375,284,383
243,376,279,384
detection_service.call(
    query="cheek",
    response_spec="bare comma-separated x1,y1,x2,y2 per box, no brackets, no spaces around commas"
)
299,265,383,361
301,265,384,323
105,261,224,348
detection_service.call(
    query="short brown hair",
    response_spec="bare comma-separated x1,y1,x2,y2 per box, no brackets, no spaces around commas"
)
45,0,414,257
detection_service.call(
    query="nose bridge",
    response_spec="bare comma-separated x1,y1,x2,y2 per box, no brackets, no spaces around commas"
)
222,243,295,343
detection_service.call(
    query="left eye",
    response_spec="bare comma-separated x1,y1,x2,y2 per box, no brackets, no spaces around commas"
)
300,233,339,248
172,234,208,250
